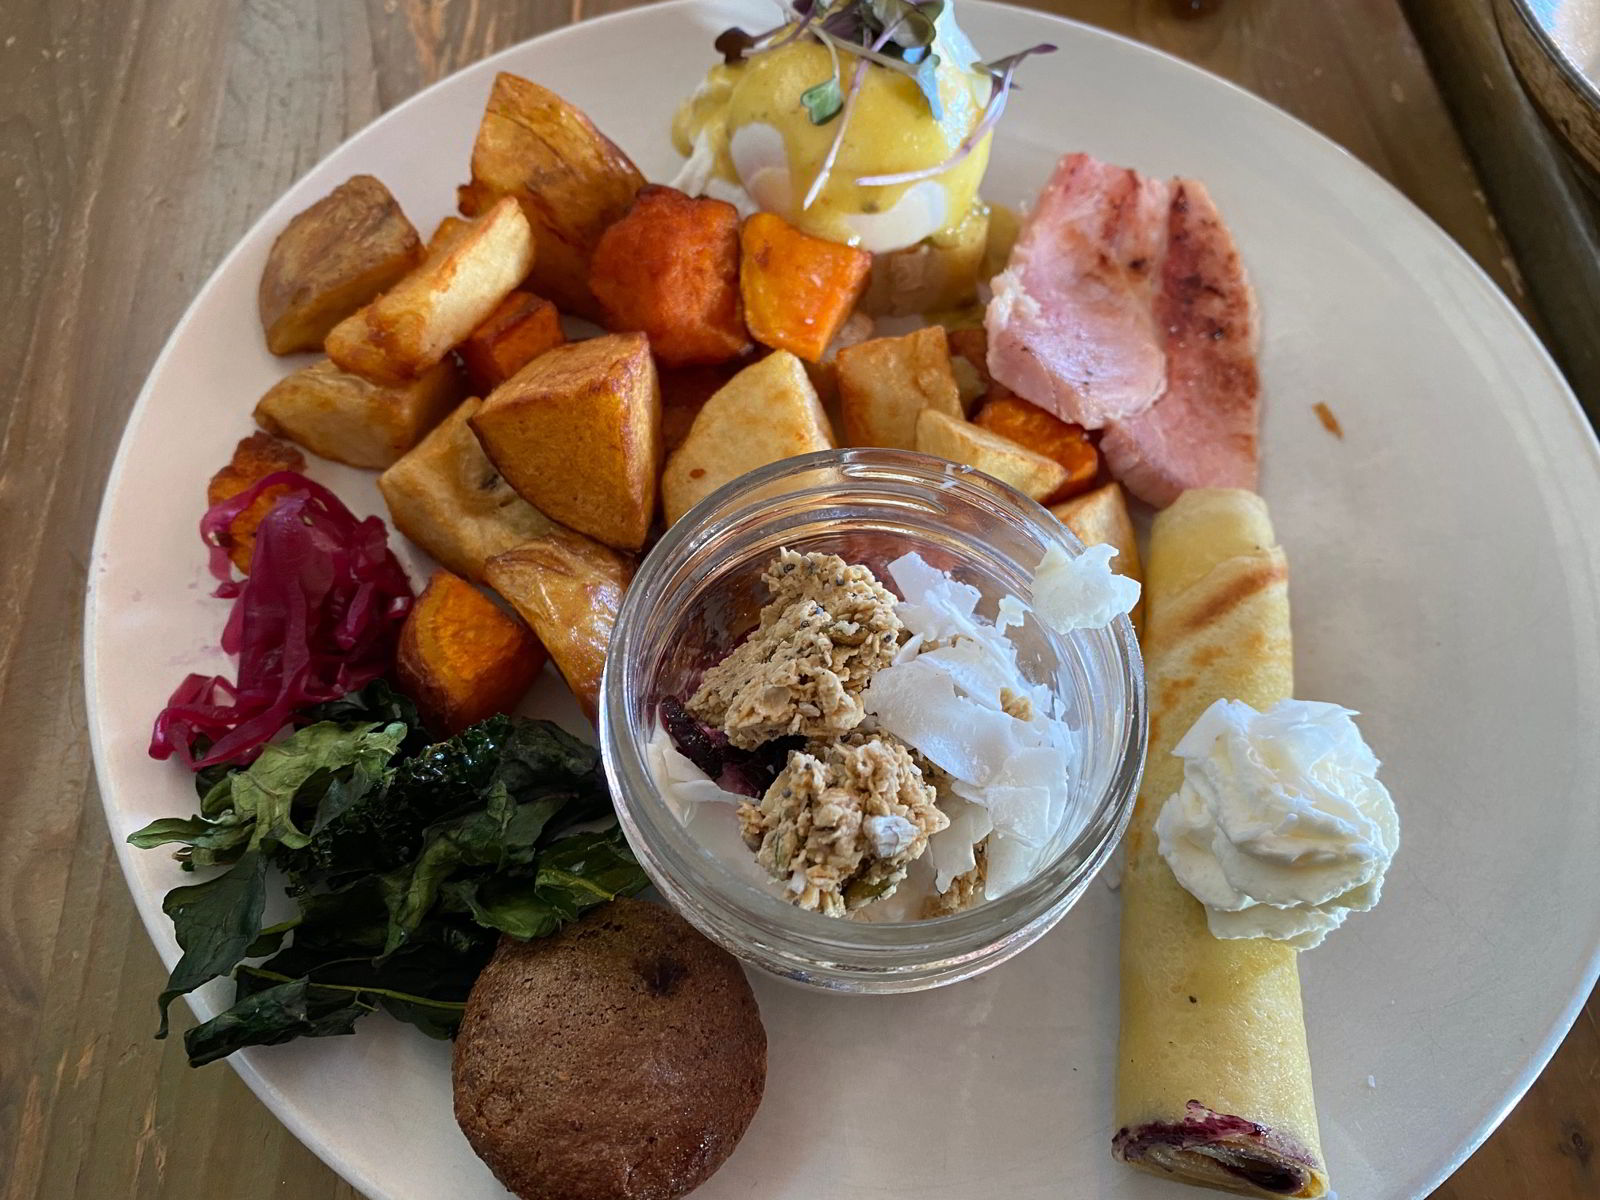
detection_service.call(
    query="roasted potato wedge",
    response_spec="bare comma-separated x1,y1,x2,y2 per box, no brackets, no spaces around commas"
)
1051,481,1143,630
254,357,464,469
205,432,307,573
326,196,534,385
915,408,1068,502
837,325,963,450
378,398,561,583
458,72,644,322
426,215,473,260
589,186,748,367
661,350,834,525
460,290,565,393
740,211,871,362
258,175,423,355
484,531,634,723
396,569,547,734
859,202,988,318
470,332,660,552
975,394,1099,503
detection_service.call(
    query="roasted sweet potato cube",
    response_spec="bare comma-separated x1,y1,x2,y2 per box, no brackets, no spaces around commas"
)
460,291,566,392
915,408,1068,502
258,175,424,355
378,398,562,582
1051,482,1143,631
974,394,1100,503
396,569,547,734
458,72,644,322
661,351,834,525
859,202,987,318
326,196,534,385
837,325,963,449
588,186,747,367
254,357,464,469
205,432,307,573
470,332,661,552
739,212,871,362
484,531,634,723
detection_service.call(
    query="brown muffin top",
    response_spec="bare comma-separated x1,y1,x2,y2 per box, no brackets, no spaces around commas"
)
453,899,767,1200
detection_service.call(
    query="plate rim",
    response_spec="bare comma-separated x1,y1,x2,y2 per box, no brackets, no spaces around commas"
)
82,4,1600,1199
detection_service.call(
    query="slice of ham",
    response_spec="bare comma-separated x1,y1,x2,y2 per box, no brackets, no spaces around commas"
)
986,155,1260,507
1100,180,1261,505
987,154,1171,426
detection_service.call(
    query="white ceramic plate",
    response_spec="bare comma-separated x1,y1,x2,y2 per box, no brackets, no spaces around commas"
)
86,3,1600,1197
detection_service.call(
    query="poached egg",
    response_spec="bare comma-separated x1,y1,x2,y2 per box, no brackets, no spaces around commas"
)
671,6,992,253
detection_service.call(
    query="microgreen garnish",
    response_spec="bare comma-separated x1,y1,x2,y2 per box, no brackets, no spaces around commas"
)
801,75,845,124
712,2,1053,206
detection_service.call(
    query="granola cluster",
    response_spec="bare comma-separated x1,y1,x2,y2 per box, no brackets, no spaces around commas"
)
738,734,949,917
687,550,903,749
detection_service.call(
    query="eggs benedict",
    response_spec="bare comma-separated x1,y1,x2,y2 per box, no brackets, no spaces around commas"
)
672,1,1050,261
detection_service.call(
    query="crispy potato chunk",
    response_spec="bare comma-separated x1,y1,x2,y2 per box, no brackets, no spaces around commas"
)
661,350,834,525
258,175,423,355
915,409,1068,501
326,196,534,385
205,432,307,573
859,203,988,318
378,398,560,583
254,357,464,469
1051,481,1143,630
589,186,747,367
484,531,633,722
460,291,565,393
396,569,547,734
470,332,660,552
458,72,644,322
975,394,1099,503
837,325,963,450
739,212,871,362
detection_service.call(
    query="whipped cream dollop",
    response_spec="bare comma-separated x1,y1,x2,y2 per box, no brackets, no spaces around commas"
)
1154,698,1399,950
1032,543,1141,633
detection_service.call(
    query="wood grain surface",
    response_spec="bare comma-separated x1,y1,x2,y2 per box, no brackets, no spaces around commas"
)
0,1,1593,1197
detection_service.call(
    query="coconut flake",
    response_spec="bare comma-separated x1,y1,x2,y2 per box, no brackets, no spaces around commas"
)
915,639,1017,710
1033,543,1140,633
985,832,1041,899
929,794,994,891
862,659,1027,785
995,593,1028,634
888,552,986,643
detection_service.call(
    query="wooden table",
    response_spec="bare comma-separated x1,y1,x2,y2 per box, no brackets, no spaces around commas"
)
2,1,1594,1197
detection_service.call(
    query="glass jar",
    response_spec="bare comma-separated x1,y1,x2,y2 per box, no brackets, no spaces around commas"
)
600,448,1145,992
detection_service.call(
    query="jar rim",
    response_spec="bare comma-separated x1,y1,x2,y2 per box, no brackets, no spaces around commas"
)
600,448,1146,985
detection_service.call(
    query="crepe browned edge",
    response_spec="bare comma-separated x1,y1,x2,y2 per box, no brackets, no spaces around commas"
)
1112,489,1329,1199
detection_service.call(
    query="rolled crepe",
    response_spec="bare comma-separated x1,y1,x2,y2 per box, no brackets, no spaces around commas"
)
1112,490,1329,1198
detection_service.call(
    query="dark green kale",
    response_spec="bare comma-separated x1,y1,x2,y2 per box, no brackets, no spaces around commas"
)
132,689,648,1066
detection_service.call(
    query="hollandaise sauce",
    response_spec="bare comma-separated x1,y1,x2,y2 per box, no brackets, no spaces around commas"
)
672,39,992,253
